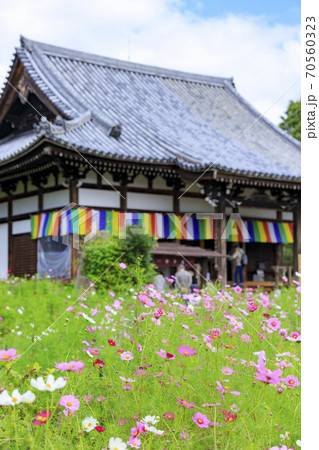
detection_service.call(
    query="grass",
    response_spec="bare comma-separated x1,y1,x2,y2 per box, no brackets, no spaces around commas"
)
0,274,301,449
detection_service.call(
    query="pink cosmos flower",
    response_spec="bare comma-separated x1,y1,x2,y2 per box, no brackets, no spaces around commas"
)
267,317,281,331
215,381,241,400
222,367,233,375
279,329,288,339
55,360,85,373
123,385,133,390
127,436,141,448
66,306,74,312
153,371,164,378
233,286,242,294
120,376,136,383
83,394,93,403
156,349,176,360
285,375,300,388
287,331,301,342
180,431,190,440
119,262,127,269
192,412,210,428
177,398,194,408
97,396,106,402
0,348,21,362
121,351,134,361
177,345,197,357
59,395,80,412
240,334,252,344
137,343,142,353
275,360,292,369
33,410,51,425
254,365,283,385
86,347,100,356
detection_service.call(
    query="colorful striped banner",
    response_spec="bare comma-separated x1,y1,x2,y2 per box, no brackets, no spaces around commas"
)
30,209,294,243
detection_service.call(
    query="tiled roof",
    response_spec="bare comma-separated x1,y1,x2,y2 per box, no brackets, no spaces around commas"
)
0,36,300,180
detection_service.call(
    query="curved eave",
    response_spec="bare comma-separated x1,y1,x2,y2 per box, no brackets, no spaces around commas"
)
0,133,300,187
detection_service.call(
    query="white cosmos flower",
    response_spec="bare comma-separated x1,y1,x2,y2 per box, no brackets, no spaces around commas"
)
82,416,98,432
0,389,35,406
145,425,164,435
82,313,96,324
31,374,67,392
108,437,127,450
141,415,159,425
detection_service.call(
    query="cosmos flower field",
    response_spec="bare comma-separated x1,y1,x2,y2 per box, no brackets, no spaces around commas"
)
0,272,301,449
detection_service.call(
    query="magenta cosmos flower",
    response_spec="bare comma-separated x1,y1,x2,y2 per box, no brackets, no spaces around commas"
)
0,348,21,362
59,395,80,412
177,398,194,408
120,351,134,361
267,317,281,331
192,412,210,428
156,349,176,360
33,410,51,425
55,360,85,373
119,262,127,269
177,345,197,357
215,381,241,400
163,412,175,420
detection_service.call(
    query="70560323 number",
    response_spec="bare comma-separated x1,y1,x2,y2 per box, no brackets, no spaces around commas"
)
306,17,316,78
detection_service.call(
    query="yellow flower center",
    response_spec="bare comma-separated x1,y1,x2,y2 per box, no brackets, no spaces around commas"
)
46,384,51,388
12,397,18,402
3,355,9,360
68,365,73,369
88,423,92,427
198,419,203,424
125,356,129,359
67,402,72,406
289,380,294,384
184,351,189,355
84,425,88,429
40,417,47,422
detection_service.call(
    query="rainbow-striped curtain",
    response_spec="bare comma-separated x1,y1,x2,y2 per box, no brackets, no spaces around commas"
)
30,209,293,243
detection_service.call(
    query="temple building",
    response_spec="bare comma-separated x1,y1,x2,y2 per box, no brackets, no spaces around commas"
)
0,37,301,284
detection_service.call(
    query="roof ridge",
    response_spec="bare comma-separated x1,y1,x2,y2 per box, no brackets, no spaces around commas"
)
20,35,232,86
223,81,301,149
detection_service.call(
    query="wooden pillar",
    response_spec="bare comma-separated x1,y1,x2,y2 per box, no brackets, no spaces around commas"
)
69,179,79,279
276,210,283,266
173,190,180,215
8,194,13,274
120,180,127,211
216,192,227,285
293,195,301,274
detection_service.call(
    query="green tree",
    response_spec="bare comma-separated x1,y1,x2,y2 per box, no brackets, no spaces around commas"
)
279,100,301,141
81,227,156,292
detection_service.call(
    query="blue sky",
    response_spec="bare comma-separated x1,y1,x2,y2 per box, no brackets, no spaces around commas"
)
182,0,300,25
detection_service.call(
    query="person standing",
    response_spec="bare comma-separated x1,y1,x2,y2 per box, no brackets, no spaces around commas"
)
228,244,245,286
175,264,192,293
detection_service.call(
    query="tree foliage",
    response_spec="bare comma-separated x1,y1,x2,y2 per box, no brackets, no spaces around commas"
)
279,100,301,141
81,227,156,292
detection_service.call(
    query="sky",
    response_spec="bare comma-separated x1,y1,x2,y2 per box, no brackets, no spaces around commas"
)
0,0,300,125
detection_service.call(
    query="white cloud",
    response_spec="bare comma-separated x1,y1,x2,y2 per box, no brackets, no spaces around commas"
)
0,0,300,124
